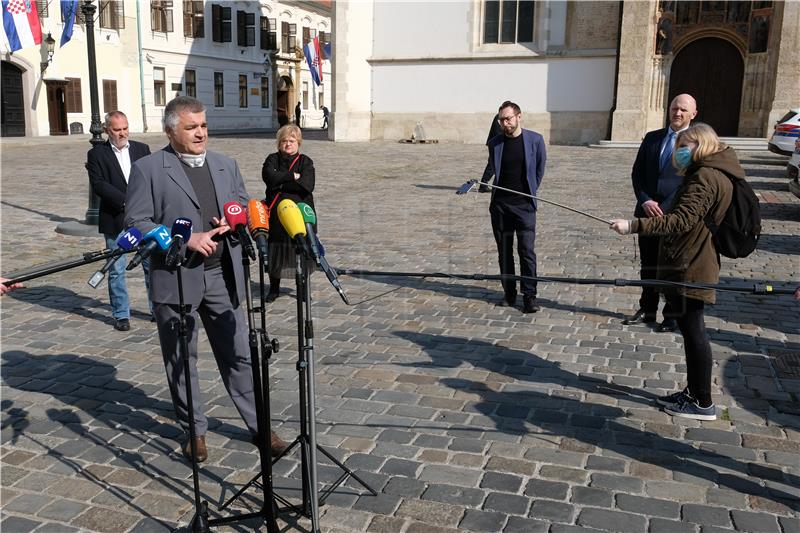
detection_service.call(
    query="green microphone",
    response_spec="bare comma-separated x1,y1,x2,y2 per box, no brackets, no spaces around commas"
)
296,202,349,305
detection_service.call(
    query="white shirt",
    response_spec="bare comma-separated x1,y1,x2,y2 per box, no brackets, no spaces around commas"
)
111,142,132,183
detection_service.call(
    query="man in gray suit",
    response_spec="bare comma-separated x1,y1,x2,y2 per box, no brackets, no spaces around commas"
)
125,96,286,462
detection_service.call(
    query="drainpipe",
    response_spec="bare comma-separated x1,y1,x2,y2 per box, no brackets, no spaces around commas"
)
606,0,624,140
136,0,148,132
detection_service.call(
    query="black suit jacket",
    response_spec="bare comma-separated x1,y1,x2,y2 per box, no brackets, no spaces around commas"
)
631,128,680,218
88,140,151,235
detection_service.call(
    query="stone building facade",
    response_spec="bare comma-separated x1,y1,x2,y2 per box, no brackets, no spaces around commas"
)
331,1,799,144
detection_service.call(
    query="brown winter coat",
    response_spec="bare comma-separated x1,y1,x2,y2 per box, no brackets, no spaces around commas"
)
632,147,740,304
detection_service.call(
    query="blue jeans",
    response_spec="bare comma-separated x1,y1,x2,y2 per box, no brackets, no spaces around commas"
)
105,232,152,319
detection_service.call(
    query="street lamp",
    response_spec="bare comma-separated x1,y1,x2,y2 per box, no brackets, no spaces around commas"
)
40,33,55,72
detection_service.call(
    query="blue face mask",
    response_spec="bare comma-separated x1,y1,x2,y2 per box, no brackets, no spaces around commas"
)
674,146,693,170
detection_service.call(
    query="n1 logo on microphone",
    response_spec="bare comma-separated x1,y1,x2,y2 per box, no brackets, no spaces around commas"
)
119,229,142,249
156,225,172,244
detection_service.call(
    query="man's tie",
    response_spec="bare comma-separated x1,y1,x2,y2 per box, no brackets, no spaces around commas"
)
659,130,676,170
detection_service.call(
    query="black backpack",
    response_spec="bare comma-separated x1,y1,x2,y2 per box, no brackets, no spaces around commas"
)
704,171,761,259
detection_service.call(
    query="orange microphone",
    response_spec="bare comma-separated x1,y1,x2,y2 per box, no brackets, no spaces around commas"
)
247,199,270,262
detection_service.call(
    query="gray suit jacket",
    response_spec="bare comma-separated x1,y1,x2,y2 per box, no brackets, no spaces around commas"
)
125,146,250,306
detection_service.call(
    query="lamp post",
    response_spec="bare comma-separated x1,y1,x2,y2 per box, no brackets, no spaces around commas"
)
40,33,55,72
56,0,102,236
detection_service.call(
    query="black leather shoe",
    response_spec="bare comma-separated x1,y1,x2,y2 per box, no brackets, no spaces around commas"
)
113,318,131,331
622,310,656,325
658,318,678,332
182,435,208,463
522,296,540,313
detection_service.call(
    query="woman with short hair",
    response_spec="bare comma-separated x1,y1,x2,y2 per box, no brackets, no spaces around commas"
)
261,124,316,302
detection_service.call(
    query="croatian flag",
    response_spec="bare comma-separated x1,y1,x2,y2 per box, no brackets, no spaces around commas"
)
1,0,42,52
304,36,323,86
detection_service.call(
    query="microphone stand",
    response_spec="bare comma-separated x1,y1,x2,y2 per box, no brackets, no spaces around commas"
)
173,256,211,533
268,239,375,533
209,245,279,532
4,248,127,285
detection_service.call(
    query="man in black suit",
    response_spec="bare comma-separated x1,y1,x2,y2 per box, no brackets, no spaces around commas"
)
87,111,152,331
624,93,697,332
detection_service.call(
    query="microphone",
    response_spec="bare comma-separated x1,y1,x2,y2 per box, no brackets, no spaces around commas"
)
223,201,256,261
247,199,270,263
127,225,172,271
276,199,307,240
296,202,322,263
87,227,143,288
164,217,193,268
295,202,349,305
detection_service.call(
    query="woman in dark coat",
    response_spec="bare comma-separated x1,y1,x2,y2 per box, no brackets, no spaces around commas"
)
261,124,315,302
611,123,740,421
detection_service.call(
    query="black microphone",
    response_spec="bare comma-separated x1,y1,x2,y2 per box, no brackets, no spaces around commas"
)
87,228,143,288
127,225,172,271
164,218,193,268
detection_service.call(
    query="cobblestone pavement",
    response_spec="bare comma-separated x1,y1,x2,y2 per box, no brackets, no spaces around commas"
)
1,132,799,533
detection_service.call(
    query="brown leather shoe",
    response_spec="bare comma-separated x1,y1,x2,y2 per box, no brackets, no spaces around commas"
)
182,435,208,463
270,431,289,457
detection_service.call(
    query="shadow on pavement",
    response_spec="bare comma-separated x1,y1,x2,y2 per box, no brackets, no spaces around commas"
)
393,331,800,511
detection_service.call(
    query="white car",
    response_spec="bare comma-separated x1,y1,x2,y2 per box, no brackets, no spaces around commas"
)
769,108,800,155
788,138,800,200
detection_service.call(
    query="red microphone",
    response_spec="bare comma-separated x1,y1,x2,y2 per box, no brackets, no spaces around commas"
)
223,201,255,261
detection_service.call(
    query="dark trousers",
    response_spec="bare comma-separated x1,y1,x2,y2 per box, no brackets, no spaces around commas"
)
490,200,537,297
638,234,673,317
666,293,713,406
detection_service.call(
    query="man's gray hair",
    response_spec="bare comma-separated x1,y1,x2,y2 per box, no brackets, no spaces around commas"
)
163,96,206,131
104,110,127,128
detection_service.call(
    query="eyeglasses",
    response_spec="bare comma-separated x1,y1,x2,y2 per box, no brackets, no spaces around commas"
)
497,113,519,124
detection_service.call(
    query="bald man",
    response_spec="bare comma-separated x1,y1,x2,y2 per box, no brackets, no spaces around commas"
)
624,93,698,332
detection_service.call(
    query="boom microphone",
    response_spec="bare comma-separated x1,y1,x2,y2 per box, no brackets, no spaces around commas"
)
87,227,143,288
164,217,193,268
296,202,349,305
247,199,270,263
127,225,171,271
223,201,256,261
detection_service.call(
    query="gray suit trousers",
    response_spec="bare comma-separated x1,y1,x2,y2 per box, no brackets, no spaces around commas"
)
154,266,258,437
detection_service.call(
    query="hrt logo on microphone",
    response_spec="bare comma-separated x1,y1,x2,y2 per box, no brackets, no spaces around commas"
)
174,218,192,229
225,203,244,216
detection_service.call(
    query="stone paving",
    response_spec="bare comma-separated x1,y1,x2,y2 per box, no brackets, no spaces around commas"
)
1,132,799,533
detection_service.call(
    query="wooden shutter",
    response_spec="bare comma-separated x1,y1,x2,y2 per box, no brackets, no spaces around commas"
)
102,80,118,113
65,78,83,113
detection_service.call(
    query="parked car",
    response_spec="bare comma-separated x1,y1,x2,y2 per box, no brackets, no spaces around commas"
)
788,138,800,200
769,108,800,155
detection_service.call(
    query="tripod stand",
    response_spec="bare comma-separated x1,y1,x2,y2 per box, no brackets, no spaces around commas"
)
230,243,377,533
195,248,281,532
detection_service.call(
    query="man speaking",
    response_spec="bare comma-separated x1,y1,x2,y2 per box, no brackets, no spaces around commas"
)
125,96,286,462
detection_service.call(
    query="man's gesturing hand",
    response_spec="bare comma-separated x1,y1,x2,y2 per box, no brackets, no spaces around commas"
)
188,225,228,257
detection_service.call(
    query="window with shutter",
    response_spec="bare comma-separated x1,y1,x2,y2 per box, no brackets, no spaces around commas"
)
214,72,224,107
184,0,204,38
100,1,125,30
65,78,83,113
151,0,173,33
102,80,118,113
154,67,166,106
36,0,47,17
185,69,196,97
260,17,277,50
213,5,231,42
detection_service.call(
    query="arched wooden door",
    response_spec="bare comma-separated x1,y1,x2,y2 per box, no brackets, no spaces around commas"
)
1,61,25,137
668,37,743,136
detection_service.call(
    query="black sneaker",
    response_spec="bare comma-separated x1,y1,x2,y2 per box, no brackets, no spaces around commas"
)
656,387,690,407
114,318,131,331
665,399,717,421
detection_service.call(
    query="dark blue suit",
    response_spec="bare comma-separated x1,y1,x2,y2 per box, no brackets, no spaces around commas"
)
481,129,546,299
631,127,683,316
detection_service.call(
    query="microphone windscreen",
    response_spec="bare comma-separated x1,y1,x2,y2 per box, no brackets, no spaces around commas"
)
223,201,248,229
171,218,193,241
277,199,307,239
247,199,270,234
297,202,317,225
145,224,173,250
116,228,143,251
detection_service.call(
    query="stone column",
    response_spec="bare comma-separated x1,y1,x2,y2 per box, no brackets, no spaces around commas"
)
611,1,660,141
767,1,800,130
